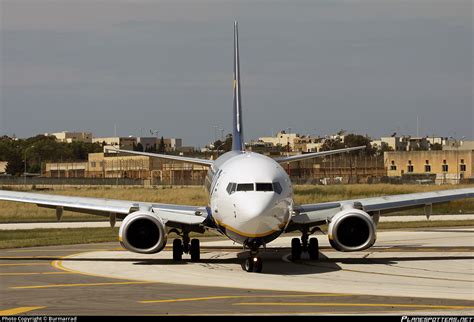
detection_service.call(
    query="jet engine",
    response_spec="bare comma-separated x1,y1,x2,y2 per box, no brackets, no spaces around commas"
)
327,208,376,252
119,211,167,254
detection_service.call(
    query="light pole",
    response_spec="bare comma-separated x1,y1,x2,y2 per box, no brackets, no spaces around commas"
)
450,136,466,184
213,125,219,143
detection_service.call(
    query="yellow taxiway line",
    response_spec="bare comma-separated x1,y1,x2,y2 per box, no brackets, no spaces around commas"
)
0,272,75,276
0,306,45,316
139,293,351,304
0,263,50,267
11,281,155,290
233,302,474,310
0,256,59,259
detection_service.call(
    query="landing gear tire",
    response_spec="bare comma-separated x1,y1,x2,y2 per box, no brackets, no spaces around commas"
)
308,237,319,260
244,257,254,272
291,238,302,261
190,239,200,262
244,256,263,273
172,238,183,261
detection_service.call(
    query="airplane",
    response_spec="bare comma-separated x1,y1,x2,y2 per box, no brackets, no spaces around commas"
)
1,22,473,273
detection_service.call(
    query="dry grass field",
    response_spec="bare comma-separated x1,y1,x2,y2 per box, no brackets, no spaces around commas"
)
0,184,472,223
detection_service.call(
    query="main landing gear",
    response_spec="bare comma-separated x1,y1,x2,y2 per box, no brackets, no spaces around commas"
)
170,229,200,262
291,228,319,261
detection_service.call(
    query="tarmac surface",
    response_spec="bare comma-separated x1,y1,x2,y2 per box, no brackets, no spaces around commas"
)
1,227,473,316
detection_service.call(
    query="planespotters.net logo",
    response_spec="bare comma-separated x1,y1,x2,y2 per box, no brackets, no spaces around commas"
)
402,317,473,322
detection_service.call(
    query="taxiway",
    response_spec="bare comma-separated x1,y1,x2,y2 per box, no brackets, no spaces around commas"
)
1,227,473,315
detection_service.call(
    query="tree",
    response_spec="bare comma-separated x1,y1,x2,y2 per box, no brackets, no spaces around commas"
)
375,142,394,156
5,153,23,176
211,134,232,153
320,133,376,156
134,142,144,152
158,137,166,153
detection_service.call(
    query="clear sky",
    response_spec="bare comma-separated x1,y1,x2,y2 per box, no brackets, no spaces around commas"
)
1,0,472,147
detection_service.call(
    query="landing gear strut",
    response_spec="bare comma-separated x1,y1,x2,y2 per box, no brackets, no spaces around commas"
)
171,228,200,262
291,227,319,261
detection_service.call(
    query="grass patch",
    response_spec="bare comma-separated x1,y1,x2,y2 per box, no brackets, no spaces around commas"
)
376,220,474,230
0,227,221,249
0,227,120,249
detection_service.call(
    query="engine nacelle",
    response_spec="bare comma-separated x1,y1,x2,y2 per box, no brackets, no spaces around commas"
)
119,211,167,254
327,208,376,252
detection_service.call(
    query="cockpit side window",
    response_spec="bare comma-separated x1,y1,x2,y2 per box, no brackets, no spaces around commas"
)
226,182,237,195
236,183,254,192
273,181,283,194
256,183,273,192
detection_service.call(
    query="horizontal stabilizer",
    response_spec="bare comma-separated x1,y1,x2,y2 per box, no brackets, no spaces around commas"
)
275,146,366,164
105,148,214,167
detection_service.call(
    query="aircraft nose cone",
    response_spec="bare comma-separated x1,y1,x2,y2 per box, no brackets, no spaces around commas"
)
237,194,274,219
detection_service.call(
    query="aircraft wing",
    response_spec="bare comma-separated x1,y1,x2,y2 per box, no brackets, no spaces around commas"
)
275,146,366,164
0,190,207,226
106,148,214,167
290,187,474,227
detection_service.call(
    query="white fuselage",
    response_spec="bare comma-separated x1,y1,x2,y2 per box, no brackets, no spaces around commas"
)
205,151,293,247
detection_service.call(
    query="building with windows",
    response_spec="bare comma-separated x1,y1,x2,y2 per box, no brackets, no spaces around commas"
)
44,152,207,185
385,150,473,184
443,140,474,151
92,137,137,152
47,131,93,143
259,131,299,150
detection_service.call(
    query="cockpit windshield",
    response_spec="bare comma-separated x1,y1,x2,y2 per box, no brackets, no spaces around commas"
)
256,183,273,191
236,183,254,192
226,182,283,194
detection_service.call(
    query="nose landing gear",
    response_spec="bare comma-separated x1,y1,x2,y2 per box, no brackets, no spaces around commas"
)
244,250,263,273
243,240,263,273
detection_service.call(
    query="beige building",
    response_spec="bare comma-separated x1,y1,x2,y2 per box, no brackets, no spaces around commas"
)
385,150,473,184
92,137,137,152
0,161,7,174
44,153,207,184
163,138,182,151
45,162,88,178
259,131,323,152
371,137,407,151
259,132,299,150
48,131,92,143
443,140,474,151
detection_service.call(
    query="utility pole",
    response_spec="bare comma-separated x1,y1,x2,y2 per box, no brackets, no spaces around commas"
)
451,136,466,184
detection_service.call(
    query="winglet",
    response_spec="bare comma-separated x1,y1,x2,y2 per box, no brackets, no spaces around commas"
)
232,21,244,151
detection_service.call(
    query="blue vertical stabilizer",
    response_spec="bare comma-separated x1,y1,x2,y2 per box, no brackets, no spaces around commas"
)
232,21,244,152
